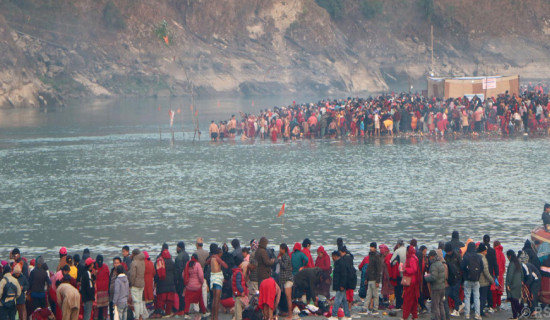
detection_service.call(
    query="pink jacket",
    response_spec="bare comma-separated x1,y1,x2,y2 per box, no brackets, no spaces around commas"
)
184,262,204,291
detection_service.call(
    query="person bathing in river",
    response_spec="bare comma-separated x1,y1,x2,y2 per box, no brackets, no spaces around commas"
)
228,115,237,138
209,120,219,141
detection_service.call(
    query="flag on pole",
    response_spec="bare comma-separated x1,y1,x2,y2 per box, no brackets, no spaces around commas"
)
278,203,285,217
169,109,175,127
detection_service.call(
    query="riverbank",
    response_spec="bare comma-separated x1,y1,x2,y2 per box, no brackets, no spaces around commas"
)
163,299,516,320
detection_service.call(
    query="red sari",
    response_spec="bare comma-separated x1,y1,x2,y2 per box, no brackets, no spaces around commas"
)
402,246,419,320
95,264,110,308
144,259,155,303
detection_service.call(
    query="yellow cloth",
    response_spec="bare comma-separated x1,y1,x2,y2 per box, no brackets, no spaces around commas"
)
69,266,78,279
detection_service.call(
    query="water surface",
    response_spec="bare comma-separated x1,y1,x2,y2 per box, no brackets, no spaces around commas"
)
0,98,547,262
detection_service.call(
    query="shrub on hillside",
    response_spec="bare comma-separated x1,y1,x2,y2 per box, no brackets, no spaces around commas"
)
315,0,344,19
418,0,435,21
103,1,125,30
360,0,383,20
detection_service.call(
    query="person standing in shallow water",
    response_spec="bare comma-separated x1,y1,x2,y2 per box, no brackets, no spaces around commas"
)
209,120,219,141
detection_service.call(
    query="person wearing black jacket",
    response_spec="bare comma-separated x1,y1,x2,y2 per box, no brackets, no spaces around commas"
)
80,258,96,320
330,251,350,320
293,267,324,303
446,231,465,254
482,235,498,310
461,242,483,320
365,242,381,314
444,243,463,316
519,258,541,316
338,246,355,311
155,249,177,317
174,241,189,316
522,240,541,270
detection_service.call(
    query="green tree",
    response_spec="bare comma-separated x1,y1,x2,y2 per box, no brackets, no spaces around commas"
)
418,0,435,20
360,0,383,20
103,1,125,30
315,0,344,19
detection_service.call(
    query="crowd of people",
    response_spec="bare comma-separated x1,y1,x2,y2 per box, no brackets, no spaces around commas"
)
2,208,550,320
208,86,550,142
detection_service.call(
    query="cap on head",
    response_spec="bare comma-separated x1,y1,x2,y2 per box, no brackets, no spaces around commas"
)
131,249,140,256
477,243,487,253
196,237,204,245
85,258,95,266
59,247,67,255
177,241,185,249
370,242,377,249
483,235,490,243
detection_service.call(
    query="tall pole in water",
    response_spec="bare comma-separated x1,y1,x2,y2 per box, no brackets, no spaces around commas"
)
431,25,434,74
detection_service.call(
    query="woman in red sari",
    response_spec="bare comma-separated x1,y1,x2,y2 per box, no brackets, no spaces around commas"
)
143,251,155,312
492,241,505,309
94,255,110,320
269,119,278,142
402,246,419,320
314,246,332,298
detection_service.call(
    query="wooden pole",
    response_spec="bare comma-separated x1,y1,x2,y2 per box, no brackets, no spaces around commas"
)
431,25,434,74
281,215,284,242
171,128,175,147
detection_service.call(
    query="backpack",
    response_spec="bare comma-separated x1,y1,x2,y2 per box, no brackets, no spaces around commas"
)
358,263,368,298
466,255,481,282
447,262,460,286
347,263,357,290
1,278,17,308
156,258,166,281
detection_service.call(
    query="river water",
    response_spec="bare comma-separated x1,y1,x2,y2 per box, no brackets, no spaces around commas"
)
0,97,548,262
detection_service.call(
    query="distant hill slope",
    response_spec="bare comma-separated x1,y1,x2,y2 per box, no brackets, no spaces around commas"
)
1,0,549,108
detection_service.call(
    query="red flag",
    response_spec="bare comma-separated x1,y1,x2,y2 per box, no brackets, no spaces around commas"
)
277,203,285,217
158,105,161,112
177,108,181,114
195,110,198,116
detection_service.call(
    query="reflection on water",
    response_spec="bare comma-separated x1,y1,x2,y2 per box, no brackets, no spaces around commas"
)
0,98,548,263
